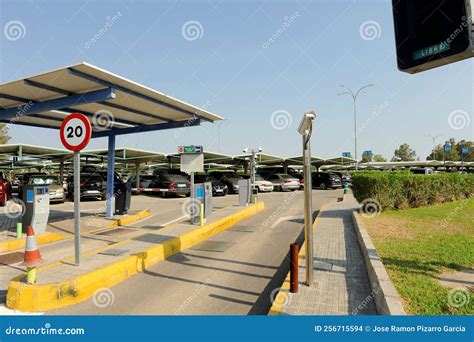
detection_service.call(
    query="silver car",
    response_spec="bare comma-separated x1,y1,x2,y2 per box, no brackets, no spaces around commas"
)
265,173,300,191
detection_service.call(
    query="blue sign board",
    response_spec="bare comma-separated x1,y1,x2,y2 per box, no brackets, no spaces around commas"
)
362,150,373,156
444,145,452,153
342,152,352,158
461,147,469,154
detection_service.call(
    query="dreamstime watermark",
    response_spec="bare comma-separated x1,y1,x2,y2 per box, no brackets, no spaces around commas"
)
270,110,292,130
5,323,85,336
270,287,292,308
353,100,389,137
174,279,209,314
181,198,201,217
359,198,382,219
448,110,471,130
448,287,470,308
262,11,300,49
92,287,115,308
439,194,471,228
262,191,298,227
4,20,26,41
92,109,115,131
359,20,381,41
5,198,26,219
352,285,381,315
84,11,122,49
181,20,204,41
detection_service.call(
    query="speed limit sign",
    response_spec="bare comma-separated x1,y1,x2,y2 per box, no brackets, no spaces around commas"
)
59,113,92,151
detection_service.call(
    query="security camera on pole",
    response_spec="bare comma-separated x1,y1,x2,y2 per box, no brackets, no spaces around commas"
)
297,110,316,286
60,113,92,266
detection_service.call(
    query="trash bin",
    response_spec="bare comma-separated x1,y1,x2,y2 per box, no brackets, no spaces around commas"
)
115,181,132,215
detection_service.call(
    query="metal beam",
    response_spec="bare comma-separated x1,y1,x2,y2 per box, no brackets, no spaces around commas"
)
68,68,211,122
0,88,116,121
91,119,201,138
23,80,169,123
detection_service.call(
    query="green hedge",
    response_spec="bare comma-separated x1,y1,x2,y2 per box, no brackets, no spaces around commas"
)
351,172,474,210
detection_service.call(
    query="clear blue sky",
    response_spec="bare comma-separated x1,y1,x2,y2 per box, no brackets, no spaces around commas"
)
1,0,472,160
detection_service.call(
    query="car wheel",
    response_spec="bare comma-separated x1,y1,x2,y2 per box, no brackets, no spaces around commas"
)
320,183,327,190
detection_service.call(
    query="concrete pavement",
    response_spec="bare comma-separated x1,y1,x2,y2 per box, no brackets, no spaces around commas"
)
47,189,340,315
269,193,377,315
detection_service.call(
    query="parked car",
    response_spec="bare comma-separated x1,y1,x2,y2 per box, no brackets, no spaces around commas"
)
67,173,106,200
194,174,228,196
257,167,304,189
129,175,156,193
254,174,274,192
312,172,342,190
11,173,24,197
208,171,242,194
410,168,434,175
152,169,190,197
333,171,351,184
16,172,47,198
264,173,300,191
29,175,66,203
0,171,11,206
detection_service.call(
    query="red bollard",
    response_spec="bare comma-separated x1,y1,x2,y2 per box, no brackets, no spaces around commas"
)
290,243,299,293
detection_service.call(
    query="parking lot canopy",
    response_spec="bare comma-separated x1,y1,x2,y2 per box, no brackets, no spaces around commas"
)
0,62,223,137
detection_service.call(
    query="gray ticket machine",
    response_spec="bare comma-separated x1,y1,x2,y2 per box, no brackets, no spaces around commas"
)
193,182,213,224
238,179,251,206
22,184,50,234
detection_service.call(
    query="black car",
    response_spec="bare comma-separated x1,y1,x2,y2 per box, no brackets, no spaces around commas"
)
333,171,351,184
208,171,242,194
194,174,229,196
152,169,190,197
129,175,156,193
311,172,342,190
67,173,106,200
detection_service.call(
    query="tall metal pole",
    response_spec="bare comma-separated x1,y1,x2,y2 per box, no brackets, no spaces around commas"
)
74,151,81,266
338,84,374,171
353,98,358,170
302,132,314,286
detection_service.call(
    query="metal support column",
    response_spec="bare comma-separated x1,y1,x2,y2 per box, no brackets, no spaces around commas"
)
73,151,81,265
303,132,314,286
106,134,116,218
135,161,141,188
59,159,65,183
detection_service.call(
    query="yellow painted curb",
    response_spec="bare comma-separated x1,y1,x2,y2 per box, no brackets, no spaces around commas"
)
106,209,151,228
268,204,327,316
0,232,66,254
6,202,265,312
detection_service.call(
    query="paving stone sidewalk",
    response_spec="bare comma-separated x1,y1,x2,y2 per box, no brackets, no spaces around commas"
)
279,195,376,315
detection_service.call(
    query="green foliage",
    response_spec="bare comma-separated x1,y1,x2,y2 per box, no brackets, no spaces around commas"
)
391,143,417,162
352,172,474,210
427,138,473,162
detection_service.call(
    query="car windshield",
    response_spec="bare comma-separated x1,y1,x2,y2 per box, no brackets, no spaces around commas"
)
255,175,264,181
164,174,188,182
31,177,59,185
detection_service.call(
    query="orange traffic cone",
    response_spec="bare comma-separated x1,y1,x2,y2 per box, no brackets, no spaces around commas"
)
22,225,42,267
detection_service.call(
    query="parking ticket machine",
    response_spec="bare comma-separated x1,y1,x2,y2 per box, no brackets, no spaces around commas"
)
193,182,213,224
22,184,50,234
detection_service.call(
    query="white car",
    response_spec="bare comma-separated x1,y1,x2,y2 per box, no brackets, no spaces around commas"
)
254,175,274,192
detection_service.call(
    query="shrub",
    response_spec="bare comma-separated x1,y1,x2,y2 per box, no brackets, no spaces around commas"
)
351,172,474,210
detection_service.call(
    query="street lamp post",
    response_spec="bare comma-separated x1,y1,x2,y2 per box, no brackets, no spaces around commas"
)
338,84,374,171
428,134,443,160
297,110,316,286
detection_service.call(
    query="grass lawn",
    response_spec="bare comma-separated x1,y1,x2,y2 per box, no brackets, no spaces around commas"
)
361,198,474,315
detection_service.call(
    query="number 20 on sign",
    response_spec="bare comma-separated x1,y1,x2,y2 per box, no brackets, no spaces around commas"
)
60,113,92,152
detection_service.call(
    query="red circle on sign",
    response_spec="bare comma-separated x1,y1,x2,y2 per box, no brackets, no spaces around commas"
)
59,113,92,152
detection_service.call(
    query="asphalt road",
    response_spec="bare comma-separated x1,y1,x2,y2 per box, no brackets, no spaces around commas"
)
50,189,341,315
